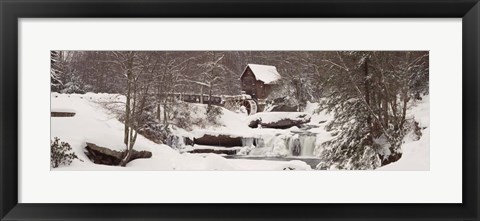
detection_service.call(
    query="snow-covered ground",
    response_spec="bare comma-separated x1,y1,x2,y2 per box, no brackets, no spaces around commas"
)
377,96,430,170
50,93,311,171
51,93,429,171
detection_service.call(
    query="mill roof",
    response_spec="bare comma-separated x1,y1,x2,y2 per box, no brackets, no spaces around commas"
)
241,64,281,84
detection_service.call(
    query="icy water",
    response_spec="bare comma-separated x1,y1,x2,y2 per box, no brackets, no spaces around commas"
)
241,132,318,157
224,155,322,168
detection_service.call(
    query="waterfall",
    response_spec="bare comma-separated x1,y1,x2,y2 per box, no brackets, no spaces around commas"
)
178,136,185,148
299,135,317,156
254,138,265,147
287,135,301,156
167,135,186,150
241,137,254,147
239,133,318,157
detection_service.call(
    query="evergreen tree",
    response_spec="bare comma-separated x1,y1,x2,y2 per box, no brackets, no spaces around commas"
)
318,51,429,169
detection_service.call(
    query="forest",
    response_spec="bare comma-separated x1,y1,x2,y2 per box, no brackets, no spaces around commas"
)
51,51,429,170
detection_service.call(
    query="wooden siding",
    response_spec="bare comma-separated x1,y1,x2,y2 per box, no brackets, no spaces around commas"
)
240,66,271,100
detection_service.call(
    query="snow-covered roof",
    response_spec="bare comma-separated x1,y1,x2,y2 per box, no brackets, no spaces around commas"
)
241,64,281,84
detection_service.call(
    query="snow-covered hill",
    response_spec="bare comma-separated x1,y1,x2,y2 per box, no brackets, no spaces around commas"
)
50,93,311,170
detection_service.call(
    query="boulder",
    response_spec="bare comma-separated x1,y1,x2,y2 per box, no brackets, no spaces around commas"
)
85,142,152,166
248,118,262,128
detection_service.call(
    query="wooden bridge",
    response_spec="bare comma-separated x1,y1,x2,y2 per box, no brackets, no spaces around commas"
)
165,93,258,114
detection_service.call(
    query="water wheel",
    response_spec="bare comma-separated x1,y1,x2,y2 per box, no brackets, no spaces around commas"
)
243,99,258,115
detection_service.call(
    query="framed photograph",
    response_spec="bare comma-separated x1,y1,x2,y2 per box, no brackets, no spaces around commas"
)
1,0,479,220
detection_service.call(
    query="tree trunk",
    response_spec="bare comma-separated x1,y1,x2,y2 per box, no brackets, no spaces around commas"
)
364,57,373,146
123,54,133,147
382,97,389,128
157,104,161,121
207,51,215,110
156,85,161,121
120,52,135,167
399,52,412,130
399,91,409,130
200,86,204,104
208,86,212,110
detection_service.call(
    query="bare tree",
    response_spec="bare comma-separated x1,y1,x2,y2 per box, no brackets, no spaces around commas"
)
109,51,154,166
152,51,196,125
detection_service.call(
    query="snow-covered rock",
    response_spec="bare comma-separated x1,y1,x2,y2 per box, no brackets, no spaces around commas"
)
248,112,311,129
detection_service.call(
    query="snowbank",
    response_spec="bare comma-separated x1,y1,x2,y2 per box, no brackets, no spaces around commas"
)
377,96,430,171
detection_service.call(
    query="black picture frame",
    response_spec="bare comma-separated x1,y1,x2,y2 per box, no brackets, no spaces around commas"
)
1,0,479,220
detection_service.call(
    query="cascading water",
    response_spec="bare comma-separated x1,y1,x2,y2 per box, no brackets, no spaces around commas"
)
241,137,254,147
167,135,186,150
287,135,301,156
247,135,276,156
299,134,317,156
255,138,265,148
178,136,185,147
239,132,318,157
